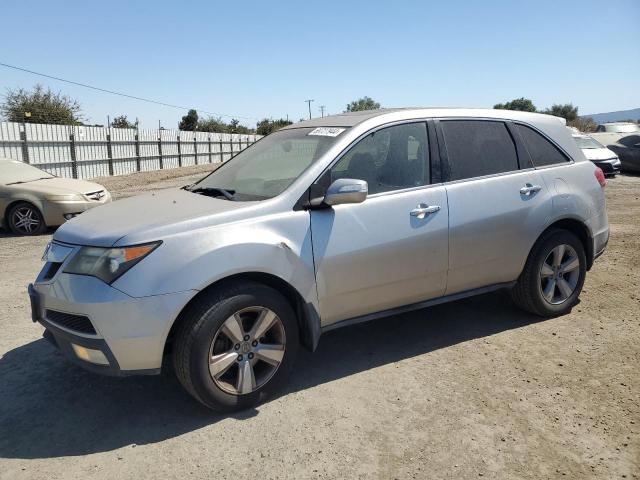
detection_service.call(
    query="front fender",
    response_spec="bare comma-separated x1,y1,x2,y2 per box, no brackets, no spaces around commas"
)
112,211,318,308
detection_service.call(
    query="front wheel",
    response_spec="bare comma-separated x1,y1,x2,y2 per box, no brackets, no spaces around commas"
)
172,281,299,411
8,202,46,235
511,229,587,316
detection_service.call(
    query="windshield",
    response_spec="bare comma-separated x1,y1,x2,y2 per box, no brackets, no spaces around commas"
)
574,136,604,149
0,159,54,185
603,124,640,133
192,127,346,200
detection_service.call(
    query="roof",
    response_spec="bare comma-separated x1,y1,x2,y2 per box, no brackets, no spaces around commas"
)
283,107,584,165
283,107,566,130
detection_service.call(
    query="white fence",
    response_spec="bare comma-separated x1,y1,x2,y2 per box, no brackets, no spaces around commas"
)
0,122,261,179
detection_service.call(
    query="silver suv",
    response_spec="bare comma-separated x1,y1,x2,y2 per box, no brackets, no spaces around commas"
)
29,108,609,411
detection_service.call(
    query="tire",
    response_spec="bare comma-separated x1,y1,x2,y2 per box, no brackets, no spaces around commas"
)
511,229,587,317
7,202,46,235
172,281,299,411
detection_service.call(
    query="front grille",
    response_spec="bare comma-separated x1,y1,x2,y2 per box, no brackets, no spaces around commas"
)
46,309,96,335
85,190,106,201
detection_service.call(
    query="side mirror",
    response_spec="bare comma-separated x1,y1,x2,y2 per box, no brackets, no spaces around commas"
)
323,178,368,206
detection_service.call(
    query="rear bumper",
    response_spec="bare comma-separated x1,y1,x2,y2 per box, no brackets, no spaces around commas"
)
593,226,609,263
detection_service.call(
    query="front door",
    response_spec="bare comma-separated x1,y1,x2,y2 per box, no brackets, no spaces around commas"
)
310,122,449,326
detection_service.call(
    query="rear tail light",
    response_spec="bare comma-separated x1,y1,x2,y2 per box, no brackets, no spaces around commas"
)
594,167,606,187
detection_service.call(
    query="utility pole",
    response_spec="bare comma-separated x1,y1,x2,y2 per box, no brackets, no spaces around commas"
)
319,105,326,117
305,99,314,119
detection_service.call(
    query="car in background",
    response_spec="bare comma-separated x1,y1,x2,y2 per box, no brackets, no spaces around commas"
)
595,122,640,134
591,122,640,173
572,134,621,176
0,158,111,235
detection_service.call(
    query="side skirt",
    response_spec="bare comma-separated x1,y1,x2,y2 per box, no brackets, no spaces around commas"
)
320,281,516,334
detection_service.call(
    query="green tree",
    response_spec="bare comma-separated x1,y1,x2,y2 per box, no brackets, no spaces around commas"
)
0,84,82,124
568,116,597,133
255,118,293,136
110,115,136,129
197,116,230,133
179,109,199,131
493,97,537,112
345,96,381,112
543,103,579,122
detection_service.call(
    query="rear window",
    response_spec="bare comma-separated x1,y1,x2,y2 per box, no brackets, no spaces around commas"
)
515,124,569,167
440,120,519,181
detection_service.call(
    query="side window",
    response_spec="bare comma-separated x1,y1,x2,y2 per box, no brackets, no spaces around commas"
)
440,120,518,181
514,124,570,167
331,123,429,195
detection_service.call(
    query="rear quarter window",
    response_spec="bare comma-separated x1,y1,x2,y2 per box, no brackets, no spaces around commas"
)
440,120,519,181
515,124,570,167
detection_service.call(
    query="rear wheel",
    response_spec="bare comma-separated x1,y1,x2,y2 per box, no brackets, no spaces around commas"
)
8,202,46,235
511,229,586,316
172,281,299,411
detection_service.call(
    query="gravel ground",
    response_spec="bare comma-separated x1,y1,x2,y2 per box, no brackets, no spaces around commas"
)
0,168,638,480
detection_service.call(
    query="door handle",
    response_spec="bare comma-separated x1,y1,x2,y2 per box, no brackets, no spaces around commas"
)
410,203,440,219
520,183,542,196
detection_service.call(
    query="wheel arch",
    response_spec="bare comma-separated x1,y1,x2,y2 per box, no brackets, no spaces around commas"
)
163,272,321,359
4,198,46,229
536,217,594,270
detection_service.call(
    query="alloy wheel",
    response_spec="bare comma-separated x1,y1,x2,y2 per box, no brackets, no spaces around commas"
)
208,306,286,395
12,206,42,234
539,244,580,305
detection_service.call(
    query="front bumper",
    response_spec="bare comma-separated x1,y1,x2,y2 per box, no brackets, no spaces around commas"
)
591,158,621,175
29,274,195,375
42,194,111,227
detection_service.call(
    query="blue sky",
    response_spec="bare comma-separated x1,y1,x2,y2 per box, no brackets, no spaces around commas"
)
1,0,638,128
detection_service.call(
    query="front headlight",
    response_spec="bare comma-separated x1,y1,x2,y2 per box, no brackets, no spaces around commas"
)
45,194,84,202
63,242,161,284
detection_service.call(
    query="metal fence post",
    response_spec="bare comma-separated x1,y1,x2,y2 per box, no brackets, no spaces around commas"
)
106,130,114,176
207,136,212,164
219,138,223,163
193,136,198,165
69,127,78,179
158,135,164,170
19,122,30,164
177,135,182,167
134,132,141,172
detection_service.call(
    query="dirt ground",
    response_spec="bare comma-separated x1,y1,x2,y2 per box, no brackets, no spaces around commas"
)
0,167,638,480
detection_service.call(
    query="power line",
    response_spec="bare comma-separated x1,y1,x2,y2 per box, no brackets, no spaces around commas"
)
0,61,259,121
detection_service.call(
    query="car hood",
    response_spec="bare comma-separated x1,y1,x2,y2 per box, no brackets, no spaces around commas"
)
6,177,107,195
53,188,261,247
581,147,618,161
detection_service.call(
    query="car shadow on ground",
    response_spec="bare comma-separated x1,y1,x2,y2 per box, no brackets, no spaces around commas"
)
0,290,547,459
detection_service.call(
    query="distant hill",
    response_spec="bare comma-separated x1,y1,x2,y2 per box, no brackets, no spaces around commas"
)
583,108,640,124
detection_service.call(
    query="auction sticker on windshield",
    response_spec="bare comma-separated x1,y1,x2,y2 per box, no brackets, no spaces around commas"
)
308,127,346,137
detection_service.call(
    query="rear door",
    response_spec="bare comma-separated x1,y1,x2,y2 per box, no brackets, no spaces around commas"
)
437,119,552,295
310,122,449,326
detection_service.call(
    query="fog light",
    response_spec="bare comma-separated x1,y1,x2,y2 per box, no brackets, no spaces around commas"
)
71,343,109,365
63,213,80,220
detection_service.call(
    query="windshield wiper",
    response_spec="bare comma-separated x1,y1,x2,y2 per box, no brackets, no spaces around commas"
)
186,186,236,200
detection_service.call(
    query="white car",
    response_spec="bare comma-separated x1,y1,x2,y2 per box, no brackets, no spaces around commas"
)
572,134,621,176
